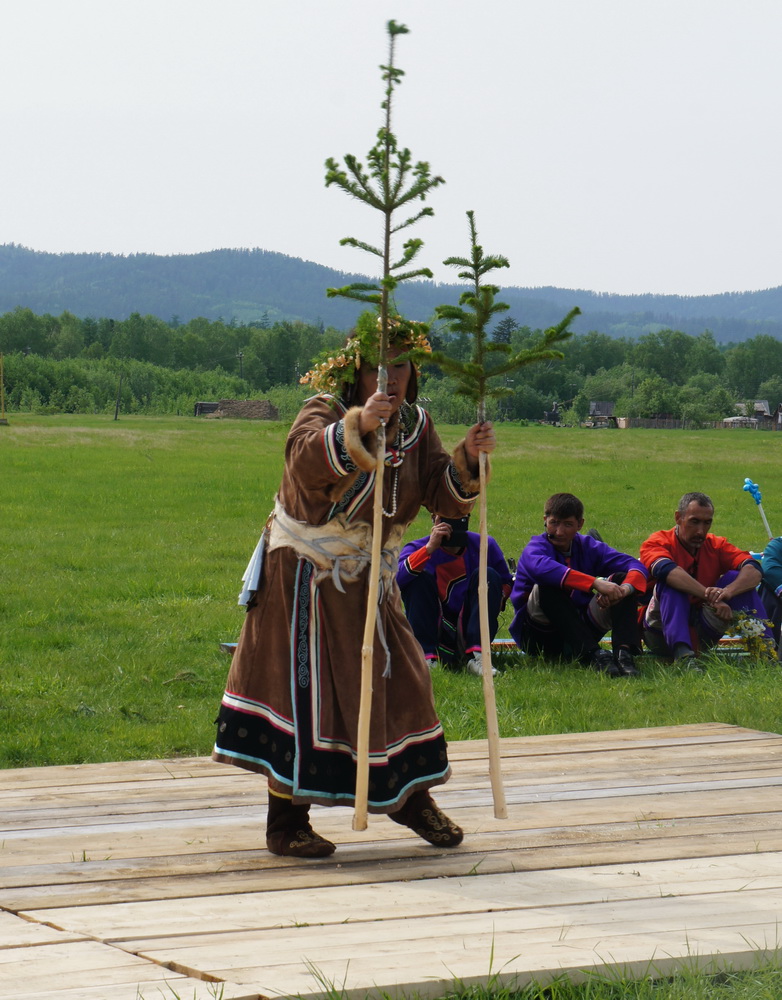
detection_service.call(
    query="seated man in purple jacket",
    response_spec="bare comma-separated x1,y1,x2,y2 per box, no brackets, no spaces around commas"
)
398,515,513,675
510,492,648,677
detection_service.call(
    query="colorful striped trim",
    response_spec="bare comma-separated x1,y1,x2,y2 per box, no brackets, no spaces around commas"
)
444,462,478,504
383,721,446,756
214,747,292,786
331,407,429,521
220,690,295,735
402,404,428,452
333,471,374,521
322,417,358,477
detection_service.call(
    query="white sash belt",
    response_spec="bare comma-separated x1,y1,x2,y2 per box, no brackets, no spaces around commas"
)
238,500,403,677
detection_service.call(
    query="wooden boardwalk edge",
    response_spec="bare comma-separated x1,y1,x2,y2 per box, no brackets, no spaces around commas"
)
1,722,781,1000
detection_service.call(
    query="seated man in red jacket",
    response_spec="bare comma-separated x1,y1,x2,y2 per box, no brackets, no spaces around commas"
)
509,492,648,677
640,491,770,665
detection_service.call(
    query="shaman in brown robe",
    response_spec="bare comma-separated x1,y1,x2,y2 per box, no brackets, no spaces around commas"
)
212,394,480,812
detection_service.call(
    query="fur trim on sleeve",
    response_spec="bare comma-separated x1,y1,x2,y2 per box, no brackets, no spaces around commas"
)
452,440,488,495
342,406,377,473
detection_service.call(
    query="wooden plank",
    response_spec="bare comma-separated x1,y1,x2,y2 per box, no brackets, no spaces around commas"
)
14,784,228,815
446,723,781,758
5,814,782,912
0,911,86,949
2,781,781,873
0,741,782,816
128,889,782,998
0,723,771,793
0,940,248,999
2,982,260,1000
465,738,782,772
27,852,782,942
4,738,782,837
134,892,782,973
2,793,780,881
9,752,782,832
2,794,781,878
1,724,781,1000
222,931,782,1000
3,769,782,841
4,737,782,827
0,756,240,791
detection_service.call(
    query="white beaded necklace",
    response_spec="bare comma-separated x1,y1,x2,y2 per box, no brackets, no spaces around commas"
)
382,426,406,518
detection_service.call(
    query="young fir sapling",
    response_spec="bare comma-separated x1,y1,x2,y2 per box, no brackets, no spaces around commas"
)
434,211,580,816
325,19,443,357
323,19,444,830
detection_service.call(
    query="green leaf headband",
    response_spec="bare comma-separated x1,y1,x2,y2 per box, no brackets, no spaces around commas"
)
300,317,432,397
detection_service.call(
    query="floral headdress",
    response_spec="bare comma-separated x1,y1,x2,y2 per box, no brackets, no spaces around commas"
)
300,313,432,397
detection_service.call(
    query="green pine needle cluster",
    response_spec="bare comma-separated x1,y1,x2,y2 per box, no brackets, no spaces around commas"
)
434,211,581,416
324,20,443,331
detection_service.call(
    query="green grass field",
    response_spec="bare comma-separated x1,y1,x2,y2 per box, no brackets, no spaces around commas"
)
3,414,781,1000
2,414,781,768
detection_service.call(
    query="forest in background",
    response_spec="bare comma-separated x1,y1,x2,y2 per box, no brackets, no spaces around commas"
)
2,243,782,342
3,306,782,427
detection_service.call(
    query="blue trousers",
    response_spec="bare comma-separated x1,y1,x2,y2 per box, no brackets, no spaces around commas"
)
644,569,771,655
400,567,503,664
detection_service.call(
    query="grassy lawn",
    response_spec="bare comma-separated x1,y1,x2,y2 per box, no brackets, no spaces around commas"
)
2,413,780,767
2,413,781,1000
430,967,782,1000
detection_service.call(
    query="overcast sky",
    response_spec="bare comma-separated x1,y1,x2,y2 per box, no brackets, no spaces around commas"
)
1,0,780,296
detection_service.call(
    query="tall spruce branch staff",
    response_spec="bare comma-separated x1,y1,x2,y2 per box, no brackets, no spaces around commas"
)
321,19,446,828
212,321,495,858
433,210,580,816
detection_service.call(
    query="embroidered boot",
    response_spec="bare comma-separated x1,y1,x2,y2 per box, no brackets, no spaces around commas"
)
265,791,336,858
389,791,463,847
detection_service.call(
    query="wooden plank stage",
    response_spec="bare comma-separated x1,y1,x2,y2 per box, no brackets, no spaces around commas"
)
1,722,781,1000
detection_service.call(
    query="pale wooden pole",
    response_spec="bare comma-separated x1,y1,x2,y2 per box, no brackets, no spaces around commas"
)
324,22,442,830
353,411,387,830
475,403,507,818
353,21,397,831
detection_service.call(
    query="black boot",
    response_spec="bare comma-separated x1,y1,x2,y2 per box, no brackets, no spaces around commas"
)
265,792,336,858
389,791,463,847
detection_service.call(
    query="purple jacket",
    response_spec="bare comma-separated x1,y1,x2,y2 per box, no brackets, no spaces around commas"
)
509,532,648,643
398,531,512,625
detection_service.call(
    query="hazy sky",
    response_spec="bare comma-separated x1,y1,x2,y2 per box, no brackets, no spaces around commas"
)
2,0,780,296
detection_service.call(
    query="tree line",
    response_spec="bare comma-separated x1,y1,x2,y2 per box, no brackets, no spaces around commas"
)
0,308,341,417
2,306,782,424
425,321,782,425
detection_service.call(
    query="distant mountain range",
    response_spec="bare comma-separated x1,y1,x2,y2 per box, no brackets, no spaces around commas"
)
1,243,781,342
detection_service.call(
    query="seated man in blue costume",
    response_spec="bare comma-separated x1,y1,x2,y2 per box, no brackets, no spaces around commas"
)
510,492,648,677
759,535,782,655
397,514,512,675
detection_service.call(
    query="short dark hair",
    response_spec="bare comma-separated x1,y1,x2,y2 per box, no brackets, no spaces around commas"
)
544,492,584,520
678,491,714,514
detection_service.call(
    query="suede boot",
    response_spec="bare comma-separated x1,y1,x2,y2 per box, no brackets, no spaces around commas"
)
389,791,463,847
265,792,336,858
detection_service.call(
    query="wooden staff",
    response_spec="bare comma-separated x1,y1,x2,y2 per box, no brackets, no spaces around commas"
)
322,21,442,830
475,406,507,818
433,214,577,822
353,412,387,830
